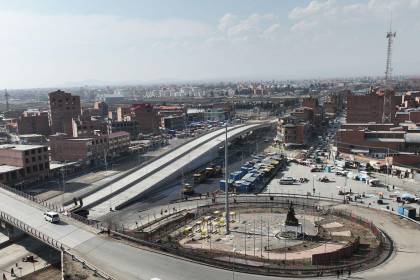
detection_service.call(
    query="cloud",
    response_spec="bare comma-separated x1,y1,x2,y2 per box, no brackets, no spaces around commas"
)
289,0,336,20
0,11,212,48
218,13,277,38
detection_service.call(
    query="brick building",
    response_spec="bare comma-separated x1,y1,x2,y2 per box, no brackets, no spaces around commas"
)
117,106,132,121
71,118,108,137
346,89,400,123
111,121,140,140
17,110,50,136
0,144,49,185
163,115,185,130
49,131,130,163
93,101,109,118
49,90,81,135
131,104,160,134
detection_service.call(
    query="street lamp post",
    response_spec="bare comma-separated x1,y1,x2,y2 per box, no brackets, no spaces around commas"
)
232,248,236,280
225,121,230,235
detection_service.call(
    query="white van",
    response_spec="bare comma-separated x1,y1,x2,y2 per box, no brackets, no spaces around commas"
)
279,177,295,185
44,211,60,223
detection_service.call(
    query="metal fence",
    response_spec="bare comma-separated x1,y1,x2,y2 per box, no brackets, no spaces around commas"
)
0,183,99,229
0,209,115,280
114,195,393,277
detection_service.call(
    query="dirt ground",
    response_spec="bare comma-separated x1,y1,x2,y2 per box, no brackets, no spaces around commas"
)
21,265,61,280
62,253,105,280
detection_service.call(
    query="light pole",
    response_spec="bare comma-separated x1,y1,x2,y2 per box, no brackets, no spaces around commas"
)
232,248,236,280
61,166,66,207
225,121,230,235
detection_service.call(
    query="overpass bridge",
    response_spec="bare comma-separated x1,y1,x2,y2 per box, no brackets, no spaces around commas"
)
74,121,275,218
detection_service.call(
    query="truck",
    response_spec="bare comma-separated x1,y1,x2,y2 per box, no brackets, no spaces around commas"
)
182,183,194,195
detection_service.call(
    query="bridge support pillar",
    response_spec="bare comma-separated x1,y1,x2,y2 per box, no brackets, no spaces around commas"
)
0,221,24,244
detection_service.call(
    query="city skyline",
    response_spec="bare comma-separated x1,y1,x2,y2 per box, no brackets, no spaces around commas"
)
0,0,420,88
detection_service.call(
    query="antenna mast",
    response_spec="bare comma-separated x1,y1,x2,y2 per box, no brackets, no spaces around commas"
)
384,15,396,85
382,16,396,124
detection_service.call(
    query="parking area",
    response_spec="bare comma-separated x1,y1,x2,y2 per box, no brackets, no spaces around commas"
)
266,162,420,217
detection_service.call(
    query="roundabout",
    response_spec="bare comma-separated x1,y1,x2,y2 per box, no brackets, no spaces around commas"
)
117,194,396,278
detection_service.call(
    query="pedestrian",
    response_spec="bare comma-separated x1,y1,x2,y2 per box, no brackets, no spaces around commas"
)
392,185,395,190
336,270,340,278
348,269,351,277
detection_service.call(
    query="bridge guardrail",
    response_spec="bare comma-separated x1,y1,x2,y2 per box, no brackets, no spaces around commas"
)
0,183,100,230
112,194,392,277
0,210,115,280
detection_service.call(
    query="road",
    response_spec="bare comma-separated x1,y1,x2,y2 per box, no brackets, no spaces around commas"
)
1,186,420,280
87,122,273,218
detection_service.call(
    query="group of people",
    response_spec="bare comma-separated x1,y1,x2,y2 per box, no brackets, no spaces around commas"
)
336,269,351,278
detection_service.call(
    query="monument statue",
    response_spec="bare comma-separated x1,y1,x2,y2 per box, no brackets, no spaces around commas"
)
285,202,299,227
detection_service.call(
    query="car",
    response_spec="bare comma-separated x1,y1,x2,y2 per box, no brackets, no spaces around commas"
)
336,170,348,176
279,177,295,185
44,211,60,223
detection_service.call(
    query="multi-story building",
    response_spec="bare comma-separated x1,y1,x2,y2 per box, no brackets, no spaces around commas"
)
93,101,109,118
71,118,108,137
131,104,160,134
0,144,49,185
111,121,140,140
17,109,50,136
346,88,400,123
162,115,185,131
117,106,132,122
49,131,130,163
107,131,130,157
50,134,108,163
49,90,81,135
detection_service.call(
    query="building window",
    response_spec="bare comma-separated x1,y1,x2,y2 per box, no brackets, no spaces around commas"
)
25,158,29,163
38,148,42,153
31,150,35,154
43,147,47,152
26,167,31,174
33,165,37,172
39,164,44,171
25,151,29,156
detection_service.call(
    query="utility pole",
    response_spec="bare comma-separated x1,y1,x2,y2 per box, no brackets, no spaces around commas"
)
61,166,65,207
224,121,230,235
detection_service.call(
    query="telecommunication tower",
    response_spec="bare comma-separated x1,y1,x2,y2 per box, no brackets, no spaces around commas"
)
382,18,396,123
384,18,396,84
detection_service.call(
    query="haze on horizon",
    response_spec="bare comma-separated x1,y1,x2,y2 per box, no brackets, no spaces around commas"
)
0,0,420,89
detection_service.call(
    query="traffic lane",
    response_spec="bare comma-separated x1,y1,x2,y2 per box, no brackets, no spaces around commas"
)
73,235,305,280
89,123,264,215
0,189,95,249
335,205,420,280
79,126,234,209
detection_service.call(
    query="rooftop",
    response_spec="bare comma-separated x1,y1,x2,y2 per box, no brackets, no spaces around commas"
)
0,165,22,173
0,144,46,151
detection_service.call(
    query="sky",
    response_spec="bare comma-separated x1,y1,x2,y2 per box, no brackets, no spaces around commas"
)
0,0,419,88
